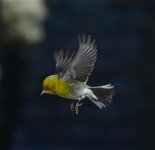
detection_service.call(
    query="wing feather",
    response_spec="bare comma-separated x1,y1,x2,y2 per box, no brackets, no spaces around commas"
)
54,35,97,82
69,35,97,82
54,49,75,75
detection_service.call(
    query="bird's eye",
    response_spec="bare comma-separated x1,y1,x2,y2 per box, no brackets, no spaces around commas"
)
48,87,53,91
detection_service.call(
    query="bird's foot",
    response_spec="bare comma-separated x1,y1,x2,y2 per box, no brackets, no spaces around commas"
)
71,100,83,115
71,102,75,112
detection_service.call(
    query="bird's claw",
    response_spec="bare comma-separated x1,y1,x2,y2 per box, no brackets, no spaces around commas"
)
71,102,75,112
71,101,83,115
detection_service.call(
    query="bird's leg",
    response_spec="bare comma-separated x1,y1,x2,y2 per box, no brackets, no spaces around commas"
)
71,101,76,112
75,99,83,115
71,97,84,114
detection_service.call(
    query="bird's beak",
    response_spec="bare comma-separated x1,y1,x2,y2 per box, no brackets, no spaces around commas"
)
40,90,45,96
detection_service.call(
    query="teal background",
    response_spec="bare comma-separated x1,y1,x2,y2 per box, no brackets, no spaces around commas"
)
0,0,154,150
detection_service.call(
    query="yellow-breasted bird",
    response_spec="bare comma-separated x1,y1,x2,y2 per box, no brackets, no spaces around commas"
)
41,35,115,114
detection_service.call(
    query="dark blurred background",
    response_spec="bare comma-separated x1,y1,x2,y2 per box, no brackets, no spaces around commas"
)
0,0,154,150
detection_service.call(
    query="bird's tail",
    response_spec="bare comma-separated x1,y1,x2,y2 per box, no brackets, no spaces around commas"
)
88,84,115,109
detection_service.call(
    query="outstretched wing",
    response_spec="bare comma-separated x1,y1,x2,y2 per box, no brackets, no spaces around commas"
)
54,49,75,75
54,35,97,82
69,35,97,82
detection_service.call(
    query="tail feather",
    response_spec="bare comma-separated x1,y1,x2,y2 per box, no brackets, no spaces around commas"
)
89,84,115,109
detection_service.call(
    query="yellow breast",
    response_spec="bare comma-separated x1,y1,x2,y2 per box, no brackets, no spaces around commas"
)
56,77,72,97
43,75,72,98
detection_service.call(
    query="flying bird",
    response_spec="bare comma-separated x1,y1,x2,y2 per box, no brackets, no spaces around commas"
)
41,35,115,114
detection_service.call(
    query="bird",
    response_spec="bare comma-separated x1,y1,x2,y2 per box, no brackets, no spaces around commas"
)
41,35,115,114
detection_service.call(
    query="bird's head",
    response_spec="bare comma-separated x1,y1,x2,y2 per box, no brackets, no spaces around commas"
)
41,75,58,95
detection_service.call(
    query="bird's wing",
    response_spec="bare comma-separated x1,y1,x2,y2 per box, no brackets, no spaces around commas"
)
69,35,97,82
54,49,75,77
54,35,97,82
